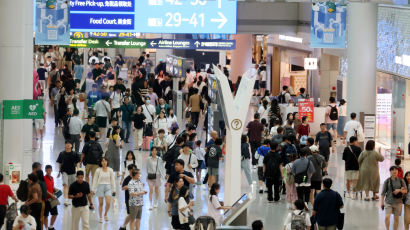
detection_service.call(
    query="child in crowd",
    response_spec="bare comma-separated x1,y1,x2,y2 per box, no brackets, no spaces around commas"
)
395,158,404,179
283,200,311,230
255,140,270,193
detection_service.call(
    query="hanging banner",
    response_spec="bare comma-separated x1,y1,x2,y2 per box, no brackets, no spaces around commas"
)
35,0,70,45
3,100,44,120
310,2,347,48
298,99,314,122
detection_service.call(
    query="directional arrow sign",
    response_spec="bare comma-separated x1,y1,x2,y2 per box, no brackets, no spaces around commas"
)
194,41,200,48
105,40,112,47
150,41,157,47
211,12,227,29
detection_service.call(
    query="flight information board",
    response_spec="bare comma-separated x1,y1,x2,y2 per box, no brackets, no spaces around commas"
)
70,0,237,34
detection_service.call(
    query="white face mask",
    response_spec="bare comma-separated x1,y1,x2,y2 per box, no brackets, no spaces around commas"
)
146,100,151,104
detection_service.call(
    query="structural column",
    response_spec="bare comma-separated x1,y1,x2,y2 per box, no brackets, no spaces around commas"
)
230,34,252,83
0,0,33,177
346,3,378,115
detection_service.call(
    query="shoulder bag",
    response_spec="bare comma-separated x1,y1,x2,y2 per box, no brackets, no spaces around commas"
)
147,158,158,180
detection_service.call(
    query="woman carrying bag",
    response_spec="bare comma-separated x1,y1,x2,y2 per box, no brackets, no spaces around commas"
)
147,147,165,210
178,186,195,230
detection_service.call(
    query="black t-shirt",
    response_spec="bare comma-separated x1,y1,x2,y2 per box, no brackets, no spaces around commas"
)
132,113,146,129
263,151,282,178
37,68,47,80
114,83,126,93
81,123,99,142
206,145,222,168
167,170,194,188
316,131,332,152
92,68,104,80
342,145,361,171
56,151,80,175
81,141,103,165
64,51,73,61
72,54,81,65
122,175,132,203
69,181,90,207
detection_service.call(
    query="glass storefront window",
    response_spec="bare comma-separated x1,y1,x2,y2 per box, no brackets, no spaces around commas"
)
376,72,392,146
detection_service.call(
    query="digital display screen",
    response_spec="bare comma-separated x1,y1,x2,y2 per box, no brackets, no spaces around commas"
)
70,0,237,34
224,194,248,217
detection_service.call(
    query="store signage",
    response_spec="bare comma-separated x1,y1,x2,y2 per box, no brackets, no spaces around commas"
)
70,0,236,34
298,99,314,122
71,32,141,38
310,2,347,48
35,0,70,45
304,58,318,70
69,38,236,50
3,100,44,120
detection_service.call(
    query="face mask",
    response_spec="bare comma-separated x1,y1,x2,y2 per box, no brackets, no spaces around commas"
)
146,100,151,104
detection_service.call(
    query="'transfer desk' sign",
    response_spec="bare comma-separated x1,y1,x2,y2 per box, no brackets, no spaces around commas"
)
70,0,237,34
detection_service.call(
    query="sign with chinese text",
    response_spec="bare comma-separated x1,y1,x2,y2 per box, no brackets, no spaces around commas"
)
3,100,44,120
298,100,314,122
70,0,236,34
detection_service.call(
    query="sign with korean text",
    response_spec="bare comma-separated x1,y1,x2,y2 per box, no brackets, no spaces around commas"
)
35,0,70,45
3,100,44,120
70,0,236,34
69,38,147,48
298,100,314,122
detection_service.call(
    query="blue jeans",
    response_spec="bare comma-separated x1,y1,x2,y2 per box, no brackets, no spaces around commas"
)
74,65,83,80
326,123,337,131
241,159,252,185
122,121,132,141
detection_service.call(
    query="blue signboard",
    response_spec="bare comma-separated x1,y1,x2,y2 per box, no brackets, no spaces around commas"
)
35,0,70,45
310,2,347,48
70,0,236,34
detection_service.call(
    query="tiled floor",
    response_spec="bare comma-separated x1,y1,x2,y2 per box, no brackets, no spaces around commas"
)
30,100,410,230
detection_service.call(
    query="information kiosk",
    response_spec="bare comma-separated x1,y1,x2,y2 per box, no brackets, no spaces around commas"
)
222,193,255,226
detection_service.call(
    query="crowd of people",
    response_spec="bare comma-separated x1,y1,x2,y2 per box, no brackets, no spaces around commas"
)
2,46,404,230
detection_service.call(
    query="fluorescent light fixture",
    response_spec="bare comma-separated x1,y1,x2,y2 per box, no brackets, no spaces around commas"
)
395,54,410,67
279,35,303,43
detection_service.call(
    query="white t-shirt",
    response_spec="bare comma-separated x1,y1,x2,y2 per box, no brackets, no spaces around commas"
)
207,195,223,226
283,210,311,230
339,104,347,117
178,197,190,224
260,70,267,81
344,120,364,142
110,91,123,109
13,214,36,230
89,56,99,64
258,106,270,121
122,159,137,174
270,126,279,136
154,118,171,135
142,104,156,123
94,100,111,117
194,147,206,161
178,153,198,175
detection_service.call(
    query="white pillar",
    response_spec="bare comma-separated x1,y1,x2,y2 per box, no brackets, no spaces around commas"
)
0,0,33,176
346,3,378,115
230,34,252,83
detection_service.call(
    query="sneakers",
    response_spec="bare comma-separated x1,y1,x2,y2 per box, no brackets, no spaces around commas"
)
346,193,351,199
149,205,153,210
119,227,126,230
64,201,70,207
154,202,158,208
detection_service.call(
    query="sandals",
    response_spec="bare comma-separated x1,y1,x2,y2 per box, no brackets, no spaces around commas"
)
104,215,109,221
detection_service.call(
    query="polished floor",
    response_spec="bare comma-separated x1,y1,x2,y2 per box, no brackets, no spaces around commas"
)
30,101,409,230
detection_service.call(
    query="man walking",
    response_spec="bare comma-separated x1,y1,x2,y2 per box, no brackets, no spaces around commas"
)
343,112,364,147
325,97,339,140
307,145,326,205
381,166,407,230
43,165,58,230
81,131,104,183
246,113,265,167
57,141,80,206
94,96,111,141
263,142,283,203
68,109,83,153
120,96,135,143
0,173,18,229
313,178,344,230
342,136,361,199
69,171,94,230
291,147,315,204
315,123,335,171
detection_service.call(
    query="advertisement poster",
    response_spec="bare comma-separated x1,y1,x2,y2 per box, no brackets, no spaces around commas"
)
310,2,347,48
35,0,70,45
298,100,315,122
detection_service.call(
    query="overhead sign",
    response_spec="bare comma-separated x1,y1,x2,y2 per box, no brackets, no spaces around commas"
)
68,38,236,50
298,99,314,122
70,0,236,34
35,0,70,45
3,100,44,120
310,2,347,48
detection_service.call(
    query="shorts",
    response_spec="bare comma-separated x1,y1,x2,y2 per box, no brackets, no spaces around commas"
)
197,160,205,170
147,178,161,187
345,170,359,180
326,123,337,131
208,167,219,176
62,173,76,186
260,81,266,88
96,116,107,128
44,201,58,217
254,80,260,90
257,167,265,181
311,181,322,190
95,184,112,197
386,203,402,216
129,205,143,219
34,119,45,130
319,151,330,162
85,164,99,179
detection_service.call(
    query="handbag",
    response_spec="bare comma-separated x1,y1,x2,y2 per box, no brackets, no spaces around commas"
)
188,211,195,225
337,212,345,229
49,198,60,209
147,158,158,180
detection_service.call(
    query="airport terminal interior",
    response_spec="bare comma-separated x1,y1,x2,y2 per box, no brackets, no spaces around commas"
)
0,0,410,230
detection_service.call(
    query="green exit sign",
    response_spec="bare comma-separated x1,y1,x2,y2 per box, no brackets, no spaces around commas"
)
3,100,44,119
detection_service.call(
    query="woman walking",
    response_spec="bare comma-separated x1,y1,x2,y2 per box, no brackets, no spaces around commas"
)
132,106,146,151
105,126,121,177
355,140,384,201
147,147,164,210
240,135,252,186
91,157,116,223
178,186,194,230
337,99,347,140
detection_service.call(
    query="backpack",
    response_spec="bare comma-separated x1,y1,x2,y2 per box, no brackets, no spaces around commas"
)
284,126,296,137
328,105,339,120
16,180,29,201
290,211,307,230
278,92,288,104
294,159,310,184
86,141,102,165
194,216,217,230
